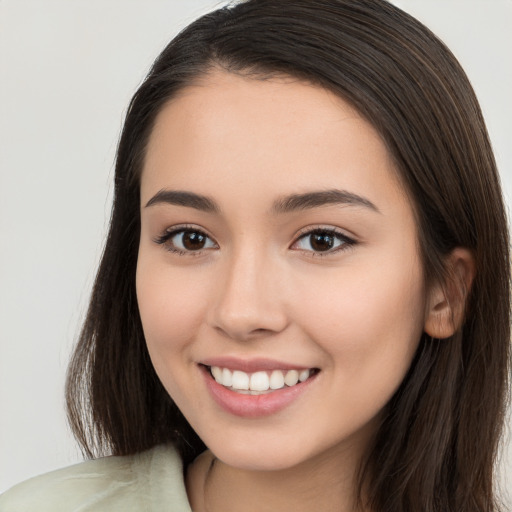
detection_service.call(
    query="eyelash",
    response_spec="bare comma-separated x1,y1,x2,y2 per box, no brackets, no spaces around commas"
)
153,225,217,256
292,227,356,256
153,225,356,257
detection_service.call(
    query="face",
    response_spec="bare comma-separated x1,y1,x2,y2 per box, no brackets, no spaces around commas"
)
136,70,429,472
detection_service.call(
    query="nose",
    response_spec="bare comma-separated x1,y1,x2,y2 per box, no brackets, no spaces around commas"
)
208,247,289,341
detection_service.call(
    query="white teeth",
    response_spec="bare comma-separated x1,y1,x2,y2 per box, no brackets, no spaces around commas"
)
222,368,232,387
210,366,314,393
211,366,223,383
231,370,250,390
250,371,270,391
284,369,299,386
299,369,310,382
269,369,285,390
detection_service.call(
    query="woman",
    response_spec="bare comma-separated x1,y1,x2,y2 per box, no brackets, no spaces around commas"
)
1,0,509,511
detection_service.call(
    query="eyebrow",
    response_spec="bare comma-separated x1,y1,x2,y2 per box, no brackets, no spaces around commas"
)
145,188,379,214
272,189,380,214
145,189,219,212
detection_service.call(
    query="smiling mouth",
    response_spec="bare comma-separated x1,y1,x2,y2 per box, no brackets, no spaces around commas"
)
204,365,320,395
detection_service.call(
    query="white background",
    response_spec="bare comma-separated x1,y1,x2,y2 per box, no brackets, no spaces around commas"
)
1,0,511,500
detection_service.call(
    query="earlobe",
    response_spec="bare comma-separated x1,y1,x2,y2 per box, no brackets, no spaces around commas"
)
424,248,476,339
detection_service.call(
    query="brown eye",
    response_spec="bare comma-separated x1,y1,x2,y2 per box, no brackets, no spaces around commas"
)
310,232,335,251
181,231,208,250
156,228,217,253
292,229,355,254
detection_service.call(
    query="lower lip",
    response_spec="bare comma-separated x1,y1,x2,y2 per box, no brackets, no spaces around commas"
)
201,366,317,418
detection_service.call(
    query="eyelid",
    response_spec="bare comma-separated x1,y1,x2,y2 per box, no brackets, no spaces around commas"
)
290,225,357,255
153,224,218,254
293,224,356,239
153,223,356,256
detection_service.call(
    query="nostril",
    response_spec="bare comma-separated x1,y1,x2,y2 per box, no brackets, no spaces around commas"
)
213,324,283,343
208,275,289,339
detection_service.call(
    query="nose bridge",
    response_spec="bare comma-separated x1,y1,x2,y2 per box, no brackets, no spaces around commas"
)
209,242,287,340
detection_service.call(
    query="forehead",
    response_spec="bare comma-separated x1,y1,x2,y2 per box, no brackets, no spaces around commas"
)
141,70,410,218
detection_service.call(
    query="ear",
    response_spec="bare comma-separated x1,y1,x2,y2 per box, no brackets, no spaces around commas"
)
424,248,476,339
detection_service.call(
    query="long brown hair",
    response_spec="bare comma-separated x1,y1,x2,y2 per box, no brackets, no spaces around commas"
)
65,1,511,510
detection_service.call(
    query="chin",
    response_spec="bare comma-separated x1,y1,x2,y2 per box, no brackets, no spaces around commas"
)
201,429,330,473
215,447,306,472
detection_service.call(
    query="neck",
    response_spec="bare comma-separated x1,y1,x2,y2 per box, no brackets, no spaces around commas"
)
186,442,370,512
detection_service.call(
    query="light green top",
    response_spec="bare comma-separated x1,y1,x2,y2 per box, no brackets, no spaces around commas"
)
0,444,193,511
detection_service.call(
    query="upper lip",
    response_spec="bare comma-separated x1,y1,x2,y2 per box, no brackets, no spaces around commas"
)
200,356,314,373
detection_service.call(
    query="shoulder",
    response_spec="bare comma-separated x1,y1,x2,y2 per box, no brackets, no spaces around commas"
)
0,444,192,512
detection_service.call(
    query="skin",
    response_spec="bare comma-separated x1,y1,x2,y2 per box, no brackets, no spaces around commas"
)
136,70,469,511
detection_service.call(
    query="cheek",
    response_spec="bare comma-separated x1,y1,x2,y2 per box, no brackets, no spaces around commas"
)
293,255,426,394
135,257,210,368
136,258,218,417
